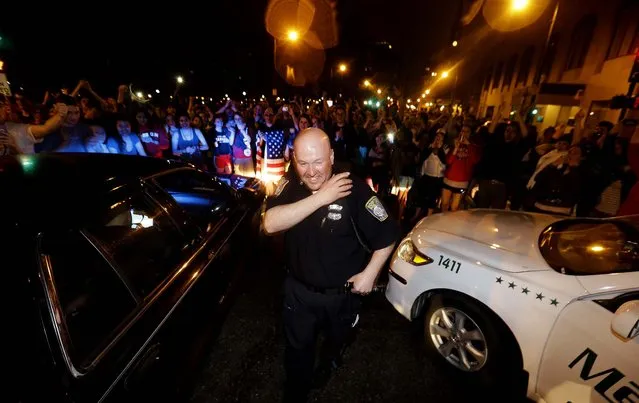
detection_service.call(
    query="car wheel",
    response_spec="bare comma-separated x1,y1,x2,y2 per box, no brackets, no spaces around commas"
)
423,293,524,394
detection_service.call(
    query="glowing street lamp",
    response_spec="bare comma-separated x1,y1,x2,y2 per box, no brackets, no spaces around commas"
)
338,63,348,73
452,40,458,47
377,89,382,95
442,71,450,78
512,0,529,11
363,79,371,87
287,29,300,42
176,76,184,84
136,91,143,98
155,89,160,94
431,72,438,77
425,89,431,95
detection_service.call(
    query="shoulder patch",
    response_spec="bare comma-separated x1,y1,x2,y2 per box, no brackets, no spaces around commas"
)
365,196,388,222
274,178,289,197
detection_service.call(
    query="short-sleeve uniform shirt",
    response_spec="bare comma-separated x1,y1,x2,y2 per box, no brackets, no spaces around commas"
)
265,172,399,288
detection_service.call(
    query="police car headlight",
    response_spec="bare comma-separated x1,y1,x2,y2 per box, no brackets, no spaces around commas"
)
397,239,433,266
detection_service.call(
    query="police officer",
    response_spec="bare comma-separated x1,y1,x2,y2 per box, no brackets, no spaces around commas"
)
263,128,399,402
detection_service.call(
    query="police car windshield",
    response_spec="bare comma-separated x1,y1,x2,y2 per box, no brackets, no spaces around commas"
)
539,216,639,276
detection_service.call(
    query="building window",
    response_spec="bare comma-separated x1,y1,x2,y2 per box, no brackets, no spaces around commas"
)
492,61,504,91
606,2,639,59
503,54,518,91
565,14,597,71
517,46,535,86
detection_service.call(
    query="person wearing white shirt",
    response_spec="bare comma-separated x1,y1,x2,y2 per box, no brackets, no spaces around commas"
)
527,135,572,190
0,100,66,155
406,131,448,223
85,126,112,153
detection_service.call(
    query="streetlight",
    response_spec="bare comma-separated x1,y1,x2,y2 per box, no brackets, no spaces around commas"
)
452,40,458,47
425,89,431,95
364,79,371,87
287,29,300,42
377,89,382,95
242,91,247,96
338,63,348,73
442,71,450,78
136,91,143,98
512,0,529,11
431,72,438,77
176,76,184,84
147,94,152,99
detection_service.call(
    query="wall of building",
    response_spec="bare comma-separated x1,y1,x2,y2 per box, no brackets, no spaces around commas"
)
470,0,638,126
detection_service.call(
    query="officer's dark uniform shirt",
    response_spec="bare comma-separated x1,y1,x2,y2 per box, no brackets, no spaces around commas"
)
265,172,399,288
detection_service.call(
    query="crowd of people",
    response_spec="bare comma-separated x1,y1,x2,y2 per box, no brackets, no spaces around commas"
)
1,79,637,226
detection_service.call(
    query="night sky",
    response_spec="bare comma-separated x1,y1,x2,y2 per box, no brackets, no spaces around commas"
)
1,0,458,100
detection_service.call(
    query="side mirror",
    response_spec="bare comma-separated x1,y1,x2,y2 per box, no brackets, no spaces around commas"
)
611,300,639,340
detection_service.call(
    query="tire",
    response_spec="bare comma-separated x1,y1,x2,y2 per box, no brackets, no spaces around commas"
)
423,293,526,398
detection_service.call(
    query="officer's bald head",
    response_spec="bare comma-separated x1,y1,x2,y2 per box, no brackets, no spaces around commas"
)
293,128,334,191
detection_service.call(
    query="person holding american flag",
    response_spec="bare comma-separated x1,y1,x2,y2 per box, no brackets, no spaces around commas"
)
256,107,288,194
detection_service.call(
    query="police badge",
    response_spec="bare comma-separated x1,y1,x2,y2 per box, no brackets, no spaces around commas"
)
365,196,388,222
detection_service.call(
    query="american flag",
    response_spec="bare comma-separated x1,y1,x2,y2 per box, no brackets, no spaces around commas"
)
256,129,286,181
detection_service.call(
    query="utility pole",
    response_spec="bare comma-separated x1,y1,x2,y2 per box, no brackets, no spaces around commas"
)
533,0,560,86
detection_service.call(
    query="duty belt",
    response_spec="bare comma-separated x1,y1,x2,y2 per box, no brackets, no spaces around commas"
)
292,277,350,295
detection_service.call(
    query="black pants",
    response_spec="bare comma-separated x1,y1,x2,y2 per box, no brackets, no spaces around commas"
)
474,179,508,209
282,277,361,402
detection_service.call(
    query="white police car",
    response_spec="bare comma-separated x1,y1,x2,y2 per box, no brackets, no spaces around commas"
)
386,209,639,402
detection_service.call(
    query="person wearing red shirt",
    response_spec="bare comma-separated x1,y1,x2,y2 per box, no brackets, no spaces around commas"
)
441,125,481,212
134,110,169,158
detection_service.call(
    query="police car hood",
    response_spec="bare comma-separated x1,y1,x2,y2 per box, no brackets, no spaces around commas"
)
411,209,561,273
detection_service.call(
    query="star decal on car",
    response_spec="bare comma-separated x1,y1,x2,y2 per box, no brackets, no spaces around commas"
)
496,276,503,284
536,293,545,301
521,287,530,294
508,281,516,289
550,298,559,306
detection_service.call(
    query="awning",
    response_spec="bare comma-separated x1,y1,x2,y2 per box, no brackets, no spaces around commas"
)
536,83,586,106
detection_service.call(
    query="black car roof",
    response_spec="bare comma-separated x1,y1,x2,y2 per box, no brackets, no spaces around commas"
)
1,153,187,182
0,154,193,230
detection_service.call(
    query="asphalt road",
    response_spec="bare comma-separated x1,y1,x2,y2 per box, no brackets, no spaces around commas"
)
189,245,529,403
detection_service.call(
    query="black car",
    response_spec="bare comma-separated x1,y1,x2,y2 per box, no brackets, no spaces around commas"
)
3,153,265,403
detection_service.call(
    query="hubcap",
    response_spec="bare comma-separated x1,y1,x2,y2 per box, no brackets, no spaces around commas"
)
428,307,488,371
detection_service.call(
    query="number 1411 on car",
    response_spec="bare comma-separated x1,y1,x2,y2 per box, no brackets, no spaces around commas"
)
438,255,461,273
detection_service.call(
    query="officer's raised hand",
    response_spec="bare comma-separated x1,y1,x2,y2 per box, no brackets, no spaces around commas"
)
315,172,353,206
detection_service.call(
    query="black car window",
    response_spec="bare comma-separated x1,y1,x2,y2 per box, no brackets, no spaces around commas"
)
86,189,189,297
153,169,233,226
41,231,137,366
